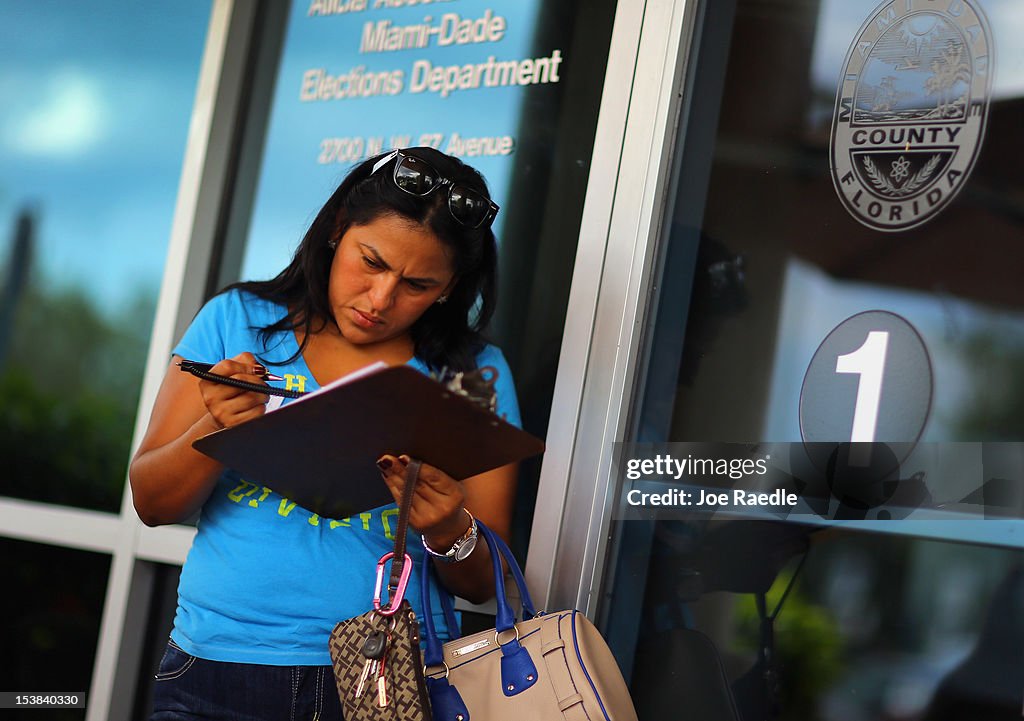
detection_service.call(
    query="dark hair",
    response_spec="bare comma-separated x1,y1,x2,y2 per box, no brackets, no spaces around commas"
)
224,147,498,371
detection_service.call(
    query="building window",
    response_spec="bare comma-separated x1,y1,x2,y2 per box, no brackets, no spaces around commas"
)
0,538,111,712
0,0,211,511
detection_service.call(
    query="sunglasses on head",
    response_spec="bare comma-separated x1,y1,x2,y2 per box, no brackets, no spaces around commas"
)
370,150,499,229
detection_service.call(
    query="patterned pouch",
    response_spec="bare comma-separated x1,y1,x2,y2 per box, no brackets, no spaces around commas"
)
328,459,433,720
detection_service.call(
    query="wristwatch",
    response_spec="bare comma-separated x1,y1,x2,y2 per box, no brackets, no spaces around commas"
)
422,509,478,563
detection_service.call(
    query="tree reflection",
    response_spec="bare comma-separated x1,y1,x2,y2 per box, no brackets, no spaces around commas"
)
1,212,155,511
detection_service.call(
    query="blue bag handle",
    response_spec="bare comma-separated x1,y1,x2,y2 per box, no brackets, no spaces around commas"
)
480,521,537,631
491,526,538,619
421,555,460,668
420,519,538,661
420,558,471,719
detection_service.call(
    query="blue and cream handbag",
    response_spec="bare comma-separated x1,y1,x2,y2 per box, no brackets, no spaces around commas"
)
421,521,639,721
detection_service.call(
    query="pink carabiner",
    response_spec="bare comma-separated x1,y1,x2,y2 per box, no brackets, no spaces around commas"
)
373,552,413,616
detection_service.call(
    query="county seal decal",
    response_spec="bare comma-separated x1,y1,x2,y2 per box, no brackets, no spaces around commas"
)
830,0,992,231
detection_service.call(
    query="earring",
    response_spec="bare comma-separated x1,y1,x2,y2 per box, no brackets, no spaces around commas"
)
327,238,338,250
436,294,449,305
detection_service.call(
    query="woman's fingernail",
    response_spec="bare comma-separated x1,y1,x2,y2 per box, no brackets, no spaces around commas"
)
377,458,392,472
398,455,410,466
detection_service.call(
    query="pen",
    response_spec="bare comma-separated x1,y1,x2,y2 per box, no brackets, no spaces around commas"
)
178,359,286,382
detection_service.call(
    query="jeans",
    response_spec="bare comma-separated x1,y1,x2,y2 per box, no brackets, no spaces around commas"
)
151,639,344,720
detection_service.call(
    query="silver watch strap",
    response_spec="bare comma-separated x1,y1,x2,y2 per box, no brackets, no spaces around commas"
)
422,509,476,562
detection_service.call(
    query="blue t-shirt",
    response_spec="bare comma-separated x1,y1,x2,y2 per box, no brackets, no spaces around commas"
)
169,289,521,665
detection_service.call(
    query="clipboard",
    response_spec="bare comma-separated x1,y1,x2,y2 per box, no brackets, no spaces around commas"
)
192,364,544,519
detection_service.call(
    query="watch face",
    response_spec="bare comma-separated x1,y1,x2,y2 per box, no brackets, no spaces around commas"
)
454,535,477,562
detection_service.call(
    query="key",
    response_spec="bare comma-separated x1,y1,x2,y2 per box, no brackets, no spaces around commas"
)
361,631,388,659
354,658,374,699
355,630,388,699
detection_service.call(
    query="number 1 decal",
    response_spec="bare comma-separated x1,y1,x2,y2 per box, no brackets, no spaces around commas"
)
800,311,931,476
835,331,889,444
835,331,889,465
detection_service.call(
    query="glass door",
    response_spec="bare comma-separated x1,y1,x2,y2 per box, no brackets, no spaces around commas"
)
599,0,1024,719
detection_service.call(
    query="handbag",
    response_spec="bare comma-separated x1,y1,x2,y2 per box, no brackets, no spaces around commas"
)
421,521,640,721
329,459,433,720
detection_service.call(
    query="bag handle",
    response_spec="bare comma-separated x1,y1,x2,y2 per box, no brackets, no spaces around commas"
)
480,522,537,632
488,526,538,620
421,554,461,668
421,519,538,663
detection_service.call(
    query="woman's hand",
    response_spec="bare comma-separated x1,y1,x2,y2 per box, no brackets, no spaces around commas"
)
199,352,270,429
376,454,518,604
129,352,269,526
377,455,468,550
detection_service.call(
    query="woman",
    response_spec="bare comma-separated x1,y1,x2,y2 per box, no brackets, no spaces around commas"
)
130,147,520,720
